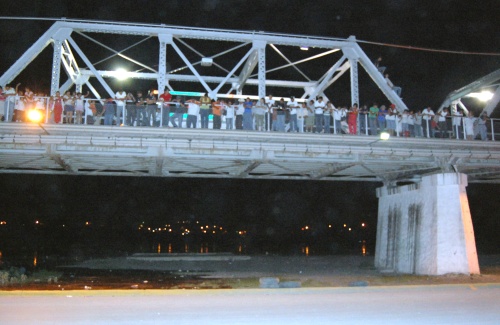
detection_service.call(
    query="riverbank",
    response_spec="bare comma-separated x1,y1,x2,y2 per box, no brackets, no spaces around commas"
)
1,254,499,290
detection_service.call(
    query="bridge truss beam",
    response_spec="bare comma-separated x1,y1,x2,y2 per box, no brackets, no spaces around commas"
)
1,19,409,108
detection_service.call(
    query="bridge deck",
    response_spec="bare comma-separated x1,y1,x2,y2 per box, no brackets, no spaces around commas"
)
0,124,499,183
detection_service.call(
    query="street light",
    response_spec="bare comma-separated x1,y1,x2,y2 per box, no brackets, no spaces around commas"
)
466,90,493,102
115,68,129,81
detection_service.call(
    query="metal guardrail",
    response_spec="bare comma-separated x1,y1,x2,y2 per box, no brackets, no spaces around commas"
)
1,97,498,141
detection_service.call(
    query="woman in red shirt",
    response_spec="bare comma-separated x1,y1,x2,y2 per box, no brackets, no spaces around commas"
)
51,91,64,124
348,103,359,135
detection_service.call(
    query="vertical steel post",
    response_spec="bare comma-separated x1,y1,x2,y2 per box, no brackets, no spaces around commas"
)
158,34,171,95
254,40,267,101
349,58,359,107
50,39,63,96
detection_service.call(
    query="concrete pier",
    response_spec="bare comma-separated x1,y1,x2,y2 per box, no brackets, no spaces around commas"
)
375,173,480,275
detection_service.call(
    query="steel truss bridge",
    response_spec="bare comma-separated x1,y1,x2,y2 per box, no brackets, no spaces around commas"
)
0,18,408,111
0,124,499,184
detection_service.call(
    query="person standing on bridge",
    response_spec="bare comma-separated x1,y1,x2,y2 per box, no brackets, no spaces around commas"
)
63,91,75,125
347,103,359,135
253,98,267,131
305,99,315,133
478,113,489,141
125,92,136,126
275,98,287,132
103,98,116,126
115,87,126,126
464,111,477,141
171,97,185,128
235,99,244,130
224,100,235,130
3,83,20,122
74,91,89,125
422,106,435,138
135,91,146,126
385,108,396,136
211,99,223,129
49,91,64,124
368,103,379,135
185,99,200,128
159,88,172,128
314,96,326,133
287,96,300,132
145,89,157,127
199,93,211,128
438,108,449,138
296,101,307,133
452,108,464,139
265,95,275,131
243,97,253,130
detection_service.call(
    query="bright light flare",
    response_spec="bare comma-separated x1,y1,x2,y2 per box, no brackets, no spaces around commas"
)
27,109,43,123
115,68,129,81
380,132,390,140
467,91,494,102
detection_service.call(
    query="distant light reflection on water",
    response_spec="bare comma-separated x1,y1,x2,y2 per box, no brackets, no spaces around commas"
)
0,239,372,270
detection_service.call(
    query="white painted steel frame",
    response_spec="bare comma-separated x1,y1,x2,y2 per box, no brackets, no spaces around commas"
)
0,19,409,110
439,68,500,116
0,124,499,184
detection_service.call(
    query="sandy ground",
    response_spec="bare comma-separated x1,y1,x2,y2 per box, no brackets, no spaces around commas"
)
2,254,499,290
46,254,500,289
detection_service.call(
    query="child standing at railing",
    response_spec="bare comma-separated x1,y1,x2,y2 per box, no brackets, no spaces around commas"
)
74,91,89,124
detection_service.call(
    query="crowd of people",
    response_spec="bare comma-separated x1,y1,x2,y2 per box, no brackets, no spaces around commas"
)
0,84,493,141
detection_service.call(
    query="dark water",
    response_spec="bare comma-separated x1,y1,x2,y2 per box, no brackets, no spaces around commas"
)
0,221,373,271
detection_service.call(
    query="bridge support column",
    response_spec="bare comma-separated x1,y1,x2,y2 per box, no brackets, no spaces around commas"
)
375,173,479,275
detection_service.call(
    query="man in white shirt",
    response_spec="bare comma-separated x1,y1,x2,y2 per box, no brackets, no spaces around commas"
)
438,108,449,138
185,99,200,128
422,106,435,138
115,88,127,125
296,102,307,133
265,95,275,131
452,108,464,139
287,96,300,132
224,100,235,130
4,83,19,122
314,96,326,133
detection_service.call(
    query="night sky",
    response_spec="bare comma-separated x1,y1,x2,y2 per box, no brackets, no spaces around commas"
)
0,1,499,256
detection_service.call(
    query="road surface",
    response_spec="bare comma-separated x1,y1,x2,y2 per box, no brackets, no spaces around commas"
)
1,284,499,324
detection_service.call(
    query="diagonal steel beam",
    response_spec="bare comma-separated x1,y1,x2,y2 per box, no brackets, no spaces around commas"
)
250,49,339,78
309,163,356,179
168,40,213,95
167,42,250,75
237,49,258,92
175,38,231,74
308,55,347,99
50,154,76,173
269,44,311,81
75,31,157,73
213,47,255,96
66,36,115,97
92,36,153,66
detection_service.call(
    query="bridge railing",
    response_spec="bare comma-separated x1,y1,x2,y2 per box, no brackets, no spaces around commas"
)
357,113,498,141
1,96,499,141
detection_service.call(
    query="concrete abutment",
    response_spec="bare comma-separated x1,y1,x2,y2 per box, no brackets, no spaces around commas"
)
375,173,480,275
